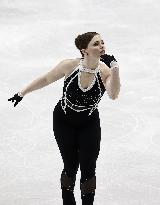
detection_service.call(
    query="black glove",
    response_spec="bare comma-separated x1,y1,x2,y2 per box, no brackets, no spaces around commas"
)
8,93,23,107
100,54,117,68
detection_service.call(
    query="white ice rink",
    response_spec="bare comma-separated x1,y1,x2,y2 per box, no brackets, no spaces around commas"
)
1,0,160,204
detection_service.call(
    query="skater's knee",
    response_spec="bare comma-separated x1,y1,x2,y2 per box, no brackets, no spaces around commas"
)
60,170,76,192
80,175,96,196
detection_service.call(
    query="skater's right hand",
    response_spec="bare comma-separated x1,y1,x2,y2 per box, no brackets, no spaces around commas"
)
8,92,23,107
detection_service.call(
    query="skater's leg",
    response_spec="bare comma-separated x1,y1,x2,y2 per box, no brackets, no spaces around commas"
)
78,113,101,205
53,105,79,205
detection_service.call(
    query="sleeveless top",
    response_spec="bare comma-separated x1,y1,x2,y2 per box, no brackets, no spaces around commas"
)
60,58,106,116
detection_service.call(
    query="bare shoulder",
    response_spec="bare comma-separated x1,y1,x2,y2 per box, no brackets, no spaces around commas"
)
43,58,79,85
63,58,80,67
63,58,81,76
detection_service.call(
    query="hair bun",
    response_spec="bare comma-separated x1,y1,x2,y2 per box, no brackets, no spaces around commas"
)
74,32,99,57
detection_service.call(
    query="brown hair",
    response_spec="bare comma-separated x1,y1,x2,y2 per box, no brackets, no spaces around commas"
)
75,32,99,57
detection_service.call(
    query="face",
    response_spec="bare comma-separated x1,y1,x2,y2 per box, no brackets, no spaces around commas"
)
82,34,106,57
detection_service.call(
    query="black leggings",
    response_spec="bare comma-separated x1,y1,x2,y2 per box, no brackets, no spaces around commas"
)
53,100,101,204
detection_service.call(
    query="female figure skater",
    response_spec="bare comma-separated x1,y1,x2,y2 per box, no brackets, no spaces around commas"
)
8,32,121,205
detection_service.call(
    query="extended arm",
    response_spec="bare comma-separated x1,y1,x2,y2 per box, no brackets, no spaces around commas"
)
8,60,69,107
19,59,68,97
19,76,48,97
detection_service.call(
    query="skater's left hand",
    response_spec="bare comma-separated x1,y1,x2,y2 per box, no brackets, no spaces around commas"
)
100,54,118,68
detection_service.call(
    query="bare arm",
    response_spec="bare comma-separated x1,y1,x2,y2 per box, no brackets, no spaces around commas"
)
20,59,69,96
103,64,121,100
20,76,48,97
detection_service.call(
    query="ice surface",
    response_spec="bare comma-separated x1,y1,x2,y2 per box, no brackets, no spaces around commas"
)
1,0,160,204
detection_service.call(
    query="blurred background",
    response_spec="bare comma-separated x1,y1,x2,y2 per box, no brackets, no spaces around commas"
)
1,0,160,204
